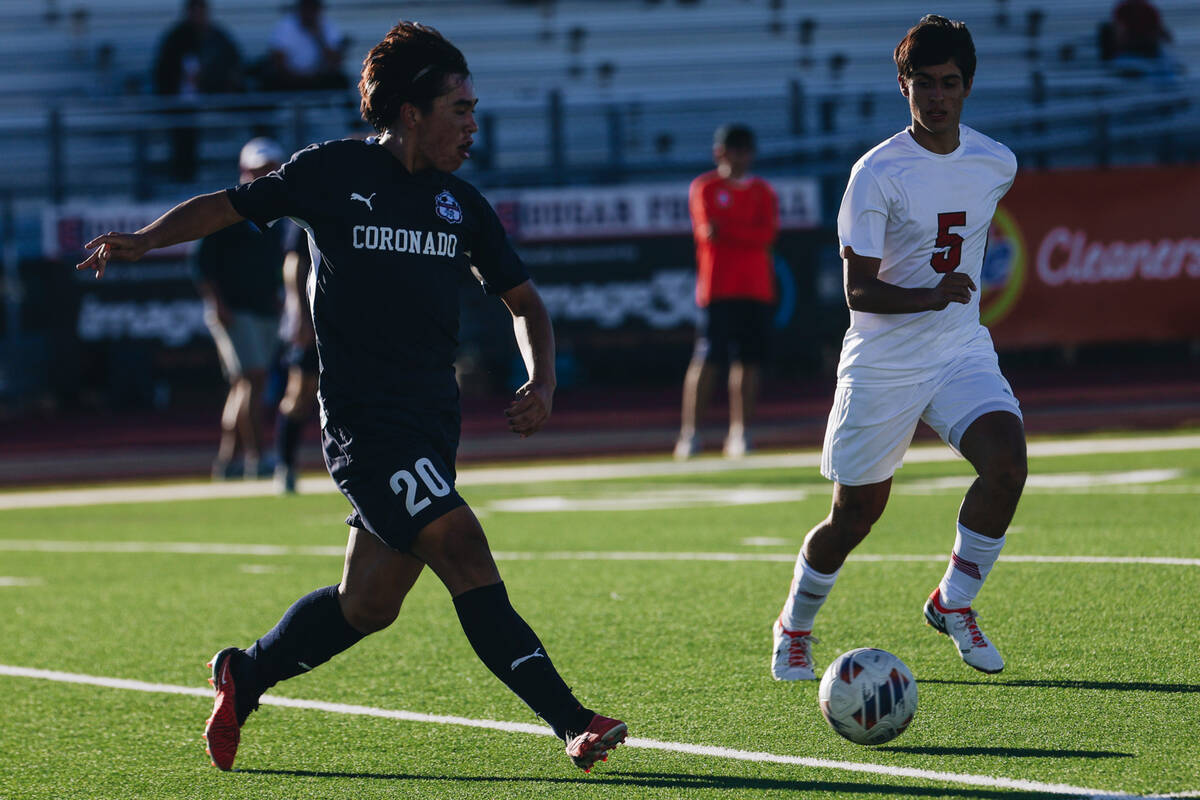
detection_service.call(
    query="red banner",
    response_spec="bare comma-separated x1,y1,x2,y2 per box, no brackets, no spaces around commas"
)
981,166,1200,349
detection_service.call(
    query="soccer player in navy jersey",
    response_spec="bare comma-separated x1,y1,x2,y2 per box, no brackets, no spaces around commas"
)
76,21,625,773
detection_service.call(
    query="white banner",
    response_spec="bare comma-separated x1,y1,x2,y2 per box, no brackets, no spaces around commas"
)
490,177,820,243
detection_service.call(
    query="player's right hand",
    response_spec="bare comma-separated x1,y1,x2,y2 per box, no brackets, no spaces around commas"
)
927,272,976,310
75,232,151,279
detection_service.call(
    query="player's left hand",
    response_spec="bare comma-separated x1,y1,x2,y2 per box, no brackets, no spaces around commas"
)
505,380,554,437
75,231,152,279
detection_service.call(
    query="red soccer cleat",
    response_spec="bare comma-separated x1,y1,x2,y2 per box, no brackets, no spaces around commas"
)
565,714,627,772
203,647,244,770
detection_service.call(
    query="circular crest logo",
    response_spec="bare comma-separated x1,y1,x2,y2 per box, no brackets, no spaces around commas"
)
434,190,463,224
979,205,1026,326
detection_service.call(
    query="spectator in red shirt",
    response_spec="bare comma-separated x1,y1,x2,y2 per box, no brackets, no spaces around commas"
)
675,124,779,459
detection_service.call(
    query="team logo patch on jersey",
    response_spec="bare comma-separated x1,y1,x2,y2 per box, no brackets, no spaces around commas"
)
434,191,463,224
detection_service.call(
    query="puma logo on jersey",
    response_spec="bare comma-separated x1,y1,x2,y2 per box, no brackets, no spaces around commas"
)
510,648,545,671
350,192,376,211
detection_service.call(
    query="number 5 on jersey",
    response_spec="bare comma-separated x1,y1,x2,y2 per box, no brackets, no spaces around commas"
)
389,458,451,516
931,211,966,273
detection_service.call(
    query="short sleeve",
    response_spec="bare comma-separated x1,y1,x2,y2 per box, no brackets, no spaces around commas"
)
469,191,529,295
227,143,322,228
837,163,889,259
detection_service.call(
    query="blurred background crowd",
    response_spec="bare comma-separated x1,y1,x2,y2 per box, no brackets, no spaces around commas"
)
0,0,1196,484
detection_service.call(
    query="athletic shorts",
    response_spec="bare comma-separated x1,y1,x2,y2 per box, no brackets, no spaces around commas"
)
322,407,467,552
820,352,1023,486
282,342,319,374
205,308,277,379
694,299,773,366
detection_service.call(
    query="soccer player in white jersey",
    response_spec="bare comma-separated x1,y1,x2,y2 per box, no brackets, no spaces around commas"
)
771,15,1026,679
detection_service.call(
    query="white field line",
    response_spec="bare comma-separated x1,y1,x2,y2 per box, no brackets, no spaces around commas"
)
0,539,1197,567
0,576,43,586
0,433,1197,511
0,663,1175,800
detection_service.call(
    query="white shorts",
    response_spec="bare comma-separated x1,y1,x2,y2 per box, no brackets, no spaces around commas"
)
820,353,1022,486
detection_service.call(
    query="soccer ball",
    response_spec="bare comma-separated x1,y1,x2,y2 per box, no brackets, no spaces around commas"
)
818,648,917,745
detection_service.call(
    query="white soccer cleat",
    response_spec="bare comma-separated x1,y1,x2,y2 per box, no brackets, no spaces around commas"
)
923,588,1004,674
722,431,748,459
772,618,819,681
673,433,699,460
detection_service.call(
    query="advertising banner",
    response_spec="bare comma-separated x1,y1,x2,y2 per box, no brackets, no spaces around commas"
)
981,166,1200,348
36,203,221,405
490,178,821,243
474,178,830,386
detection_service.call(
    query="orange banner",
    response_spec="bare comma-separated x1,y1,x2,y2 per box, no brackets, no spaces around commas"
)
981,166,1200,349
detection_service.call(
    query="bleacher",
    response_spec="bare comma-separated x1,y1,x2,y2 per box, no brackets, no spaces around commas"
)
0,0,1197,200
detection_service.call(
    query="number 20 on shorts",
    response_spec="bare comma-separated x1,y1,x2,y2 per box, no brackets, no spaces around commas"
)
389,458,451,516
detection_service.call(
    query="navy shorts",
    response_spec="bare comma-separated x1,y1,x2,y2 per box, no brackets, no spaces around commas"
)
695,299,773,366
282,342,319,374
322,407,466,552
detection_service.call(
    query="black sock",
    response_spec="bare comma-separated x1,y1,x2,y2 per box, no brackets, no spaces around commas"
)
245,585,365,697
453,582,594,740
275,413,303,470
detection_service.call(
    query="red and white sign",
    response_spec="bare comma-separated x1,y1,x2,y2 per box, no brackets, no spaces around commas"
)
488,178,819,243
980,166,1200,348
42,202,197,260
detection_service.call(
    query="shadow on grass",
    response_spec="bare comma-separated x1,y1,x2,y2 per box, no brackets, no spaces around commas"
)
876,745,1131,758
236,768,1085,797
920,677,1200,693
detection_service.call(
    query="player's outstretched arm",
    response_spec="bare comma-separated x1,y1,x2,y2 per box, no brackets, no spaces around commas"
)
75,191,244,279
500,279,556,438
843,246,975,313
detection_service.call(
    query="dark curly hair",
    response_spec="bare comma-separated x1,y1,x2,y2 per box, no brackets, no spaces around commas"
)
894,15,976,87
359,21,470,133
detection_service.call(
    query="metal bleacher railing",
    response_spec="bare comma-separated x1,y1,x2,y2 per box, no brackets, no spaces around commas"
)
0,0,1196,202
2,75,1196,204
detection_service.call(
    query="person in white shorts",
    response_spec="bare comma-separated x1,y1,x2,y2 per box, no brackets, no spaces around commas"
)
772,14,1026,680
194,138,288,480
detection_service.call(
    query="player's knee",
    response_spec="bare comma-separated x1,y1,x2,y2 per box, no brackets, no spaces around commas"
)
828,505,876,543
982,451,1027,496
338,588,401,633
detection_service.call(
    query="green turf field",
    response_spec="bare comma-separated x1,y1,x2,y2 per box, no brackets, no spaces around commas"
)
1,432,1198,799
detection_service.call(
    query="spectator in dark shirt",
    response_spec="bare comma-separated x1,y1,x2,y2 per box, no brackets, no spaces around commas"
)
1113,0,1171,57
1100,0,1175,73
192,138,286,480
153,0,243,180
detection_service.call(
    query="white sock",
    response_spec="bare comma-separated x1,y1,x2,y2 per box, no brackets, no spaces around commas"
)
780,555,839,632
937,522,1005,609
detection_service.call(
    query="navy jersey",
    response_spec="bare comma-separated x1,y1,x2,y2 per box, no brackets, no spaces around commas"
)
227,138,528,419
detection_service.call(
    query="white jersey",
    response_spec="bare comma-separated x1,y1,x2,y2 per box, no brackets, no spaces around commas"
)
835,124,1016,386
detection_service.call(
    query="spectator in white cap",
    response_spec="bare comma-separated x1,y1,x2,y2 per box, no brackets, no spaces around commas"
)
192,138,290,479
239,137,286,174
